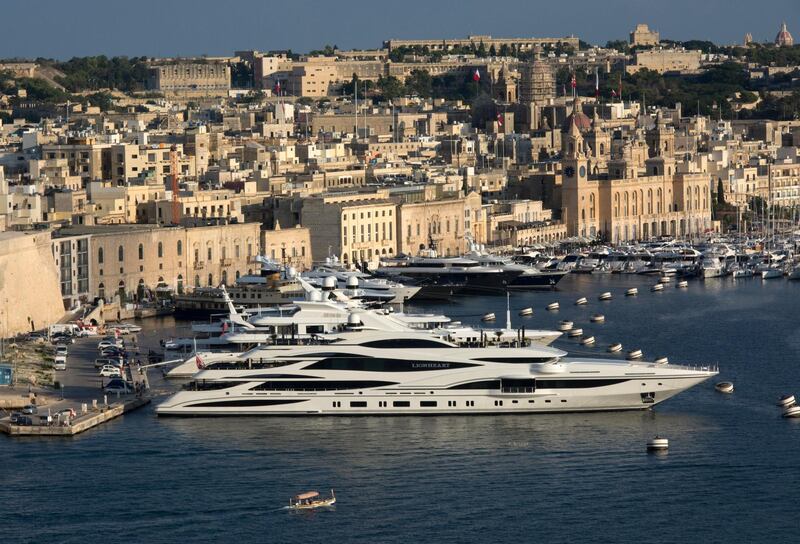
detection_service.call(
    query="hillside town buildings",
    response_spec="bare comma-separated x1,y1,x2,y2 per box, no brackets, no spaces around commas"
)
0,25,798,335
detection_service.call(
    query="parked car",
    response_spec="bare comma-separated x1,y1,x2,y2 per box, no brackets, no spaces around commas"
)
9,412,23,423
22,404,38,415
103,379,132,394
99,365,122,378
15,415,33,426
54,356,67,371
55,345,68,356
95,357,122,369
97,340,123,351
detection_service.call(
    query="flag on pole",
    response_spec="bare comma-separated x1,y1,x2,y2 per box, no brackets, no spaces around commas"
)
221,321,229,333
570,74,577,89
594,68,600,99
611,89,618,99
562,83,567,96
274,80,281,95
472,68,481,82
195,354,205,370
496,113,503,127
618,74,622,101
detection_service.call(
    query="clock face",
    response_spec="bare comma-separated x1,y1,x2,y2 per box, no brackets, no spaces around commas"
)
564,166,575,178
579,165,586,177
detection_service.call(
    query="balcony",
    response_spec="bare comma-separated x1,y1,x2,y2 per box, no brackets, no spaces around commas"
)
220,258,233,267
193,261,205,270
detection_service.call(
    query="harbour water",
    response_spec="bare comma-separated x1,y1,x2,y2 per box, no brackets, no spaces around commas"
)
3,274,800,543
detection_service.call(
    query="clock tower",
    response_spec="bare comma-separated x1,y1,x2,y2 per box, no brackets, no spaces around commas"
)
562,118,593,237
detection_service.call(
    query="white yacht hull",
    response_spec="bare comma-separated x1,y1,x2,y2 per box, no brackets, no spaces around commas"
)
157,374,714,416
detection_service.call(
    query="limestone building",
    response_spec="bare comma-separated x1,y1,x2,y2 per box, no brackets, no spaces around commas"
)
775,22,794,47
148,62,231,95
300,193,397,267
395,192,482,257
630,24,660,47
560,99,712,242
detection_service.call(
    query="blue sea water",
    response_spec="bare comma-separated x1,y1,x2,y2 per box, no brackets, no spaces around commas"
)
2,274,800,543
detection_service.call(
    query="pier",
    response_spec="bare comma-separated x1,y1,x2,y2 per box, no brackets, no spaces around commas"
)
0,397,150,436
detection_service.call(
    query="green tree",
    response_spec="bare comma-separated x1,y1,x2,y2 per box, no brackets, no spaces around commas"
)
717,179,726,206
406,69,433,97
377,75,405,101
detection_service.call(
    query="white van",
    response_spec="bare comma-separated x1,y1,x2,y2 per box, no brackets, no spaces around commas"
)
54,355,67,371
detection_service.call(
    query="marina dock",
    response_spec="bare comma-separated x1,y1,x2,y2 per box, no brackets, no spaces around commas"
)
0,397,150,436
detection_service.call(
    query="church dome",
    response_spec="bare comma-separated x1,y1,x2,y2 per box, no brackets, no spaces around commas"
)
775,22,794,47
562,96,592,133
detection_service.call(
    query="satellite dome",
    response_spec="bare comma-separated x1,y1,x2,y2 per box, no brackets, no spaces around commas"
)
346,276,359,289
322,276,337,290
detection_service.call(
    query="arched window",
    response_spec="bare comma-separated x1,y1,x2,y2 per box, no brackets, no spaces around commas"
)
177,240,183,256
194,275,200,287
118,246,124,262
138,244,144,260
221,270,228,286
158,242,163,258
208,273,213,286
235,270,240,280
177,274,184,294
98,283,105,300
98,247,104,264
222,246,227,260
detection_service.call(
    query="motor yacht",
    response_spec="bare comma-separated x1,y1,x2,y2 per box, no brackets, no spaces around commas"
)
375,255,523,298
156,330,718,416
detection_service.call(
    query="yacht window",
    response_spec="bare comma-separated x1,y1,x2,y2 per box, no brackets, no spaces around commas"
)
186,399,305,408
501,379,535,393
392,401,410,407
349,401,367,408
304,357,476,372
474,357,555,364
249,380,396,391
186,380,249,391
448,380,501,389
536,379,628,388
420,401,437,407
361,339,451,349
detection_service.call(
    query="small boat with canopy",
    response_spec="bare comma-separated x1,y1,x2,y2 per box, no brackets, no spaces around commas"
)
289,490,336,510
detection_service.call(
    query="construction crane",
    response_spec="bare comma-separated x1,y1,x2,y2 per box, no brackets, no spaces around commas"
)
170,144,180,225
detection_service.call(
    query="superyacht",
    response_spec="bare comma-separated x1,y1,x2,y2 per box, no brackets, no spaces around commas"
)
156,330,717,416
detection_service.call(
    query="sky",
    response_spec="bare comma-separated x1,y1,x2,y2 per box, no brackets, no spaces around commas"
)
0,0,796,59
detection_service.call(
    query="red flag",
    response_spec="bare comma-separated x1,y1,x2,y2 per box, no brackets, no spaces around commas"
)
570,74,577,89
195,354,204,370
472,68,481,82
611,89,618,98
221,321,229,333
274,80,281,95
496,113,503,126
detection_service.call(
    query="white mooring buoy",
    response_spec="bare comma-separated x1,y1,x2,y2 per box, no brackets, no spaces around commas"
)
575,297,588,306
715,382,734,394
627,349,643,360
590,314,605,323
777,394,796,408
676,280,688,289
546,302,560,311
625,287,638,296
608,342,623,353
518,307,533,316
567,328,583,338
654,356,669,365
558,320,574,331
581,336,596,346
647,436,669,452
598,292,613,301
482,312,496,322
782,405,800,418
651,283,664,292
